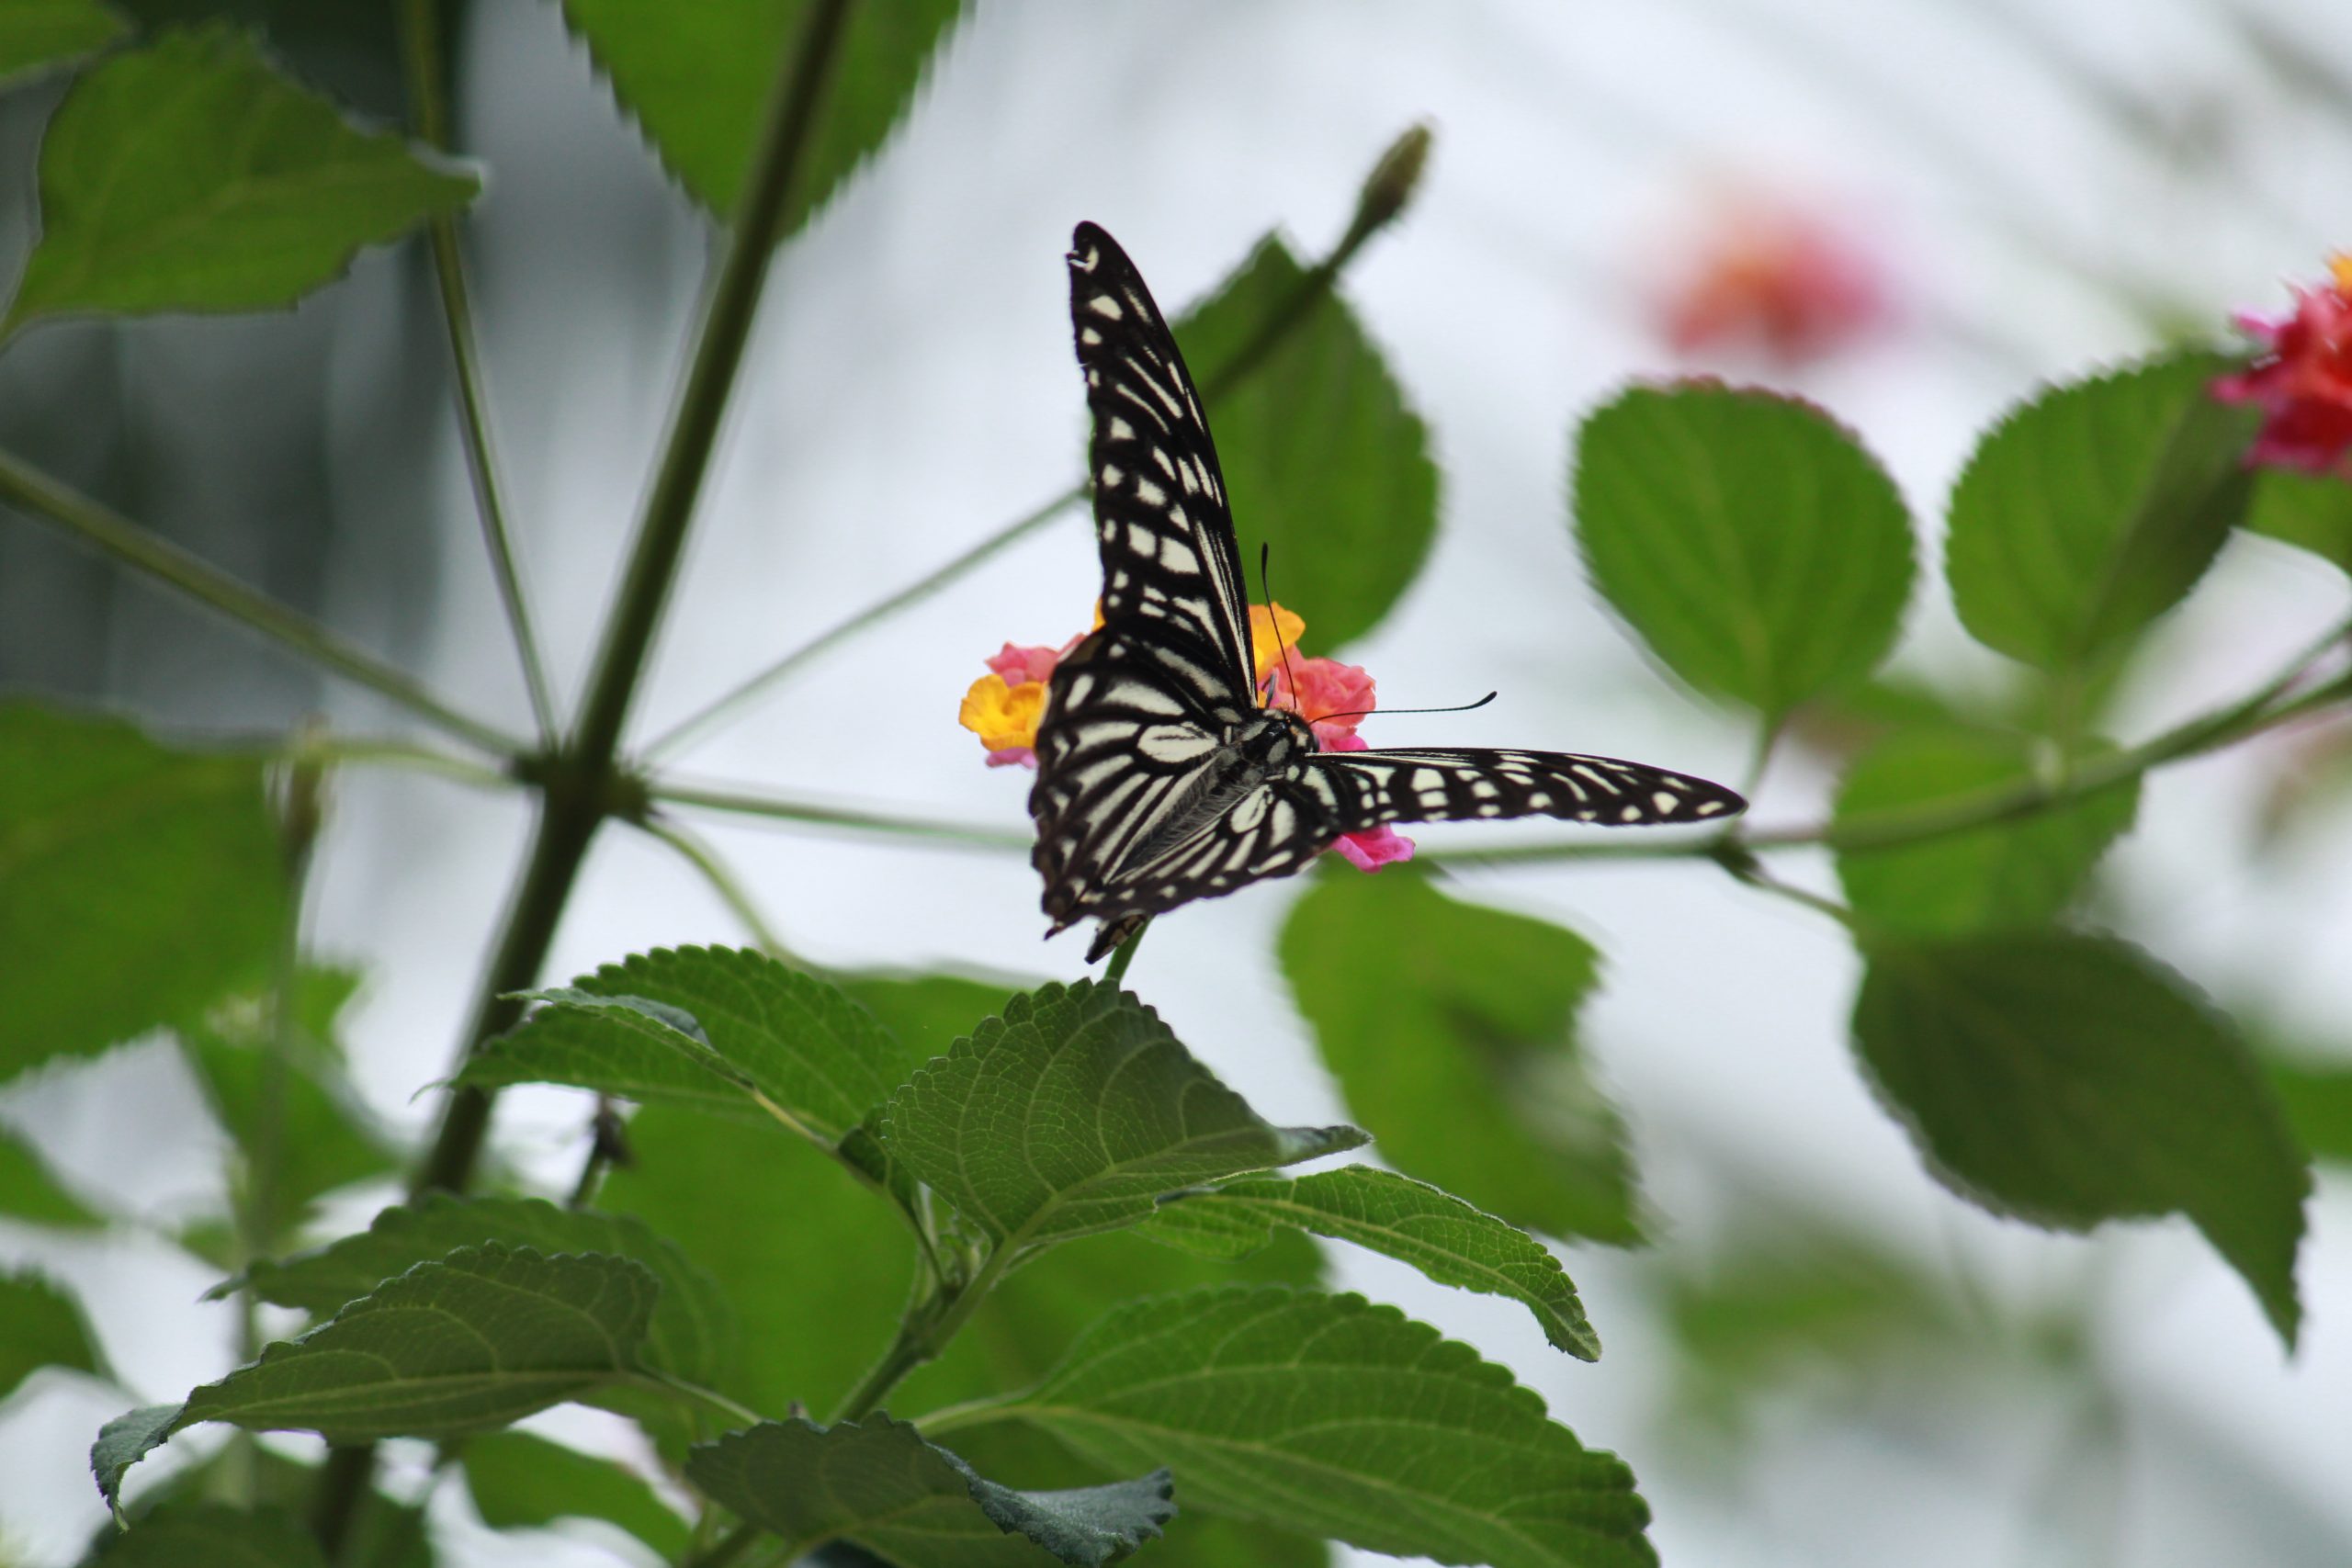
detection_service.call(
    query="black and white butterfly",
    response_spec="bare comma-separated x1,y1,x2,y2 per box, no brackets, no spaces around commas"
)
1033,222,1746,960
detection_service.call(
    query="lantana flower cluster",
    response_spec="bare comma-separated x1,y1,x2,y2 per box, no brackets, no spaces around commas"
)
957,602,1413,871
2214,255,2352,476
1653,196,1888,368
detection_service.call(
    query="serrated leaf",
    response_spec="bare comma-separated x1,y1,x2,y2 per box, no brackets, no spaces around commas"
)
560,0,960,227
1945,353,2260,675
3,27,478,334
461,1429,688,1558
222,1193,737,1390
0,703,286,1083
2267,1058,2352,1163
1145,1167,1598,1359
878,981,1363,1253
2245,467,2352,573
85,1502,327,1567
841,971,1019,1059
991,1285,1654,1568
0,1125,106,1227
1169,234,1437,649
0,1270,105,1401
1574,381,1914,719
689,1416,1172,1567
1854,933,2308,1346
1280,866,1637,1243
0,0,126,85
92,1403,181,1511
1833,728,2138,936
459,989,752,1121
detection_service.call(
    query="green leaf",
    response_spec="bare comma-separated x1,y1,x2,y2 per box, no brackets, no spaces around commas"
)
1145,1166,1598,1359
461,1429,688,1559
85,1503,327,1567
1853,933,2309,1346
3,27,479,334
560,0,961,227
991,1286,1654,1568
1832,728,2139,936
0,0,126,85
0,1125,105,1228
2267,1058,2352,1163
841,971,1021,1059
458,990,752,1121
92,1404,181,1512
221,1193,737,1390
1169,234,1438,649
1280,866,1637,1243
0,1270,105,1401
118,1442,430,1568
1944,353,2260,675
688,1416,1173,1567
1573,381,1914,719
878,980,1363,1253
0,703,286,1083
2245,467,2352,572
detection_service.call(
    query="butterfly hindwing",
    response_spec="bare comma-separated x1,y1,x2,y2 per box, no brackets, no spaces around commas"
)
1305,748,1747,829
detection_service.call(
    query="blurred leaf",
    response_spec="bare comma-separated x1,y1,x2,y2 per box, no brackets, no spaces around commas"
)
0,1126,106,1228
1944,353,2259,677
1574,381,1914,719
0,0,127,85
1833,728,2138,936
0,704,285,1084
1854,933,2308,1347
119,1432,430,1568
223,1193,737,1390
2,27,478,334
461,1429,688,1559
992,1286,1654,1568
1143,1167,1597,1359
2251,722,2352,852
839,971,1022,1063
85,1503,325,1567
0,1271,105,1401
2244,467,2352,573
1170,234,1438,649
2266,1058,2352,1164
689,1416,1174,1567
560,0,961,227
878,981,1363,1254
1280,866,1637,1243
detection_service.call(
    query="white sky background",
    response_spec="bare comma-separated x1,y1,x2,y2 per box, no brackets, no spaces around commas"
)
6,0,2352,1562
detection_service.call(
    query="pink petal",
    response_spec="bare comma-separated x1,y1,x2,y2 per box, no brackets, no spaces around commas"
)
1332,824,1416,871
985,747,1037,769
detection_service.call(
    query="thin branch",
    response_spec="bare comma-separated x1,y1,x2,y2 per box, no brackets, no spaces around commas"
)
637,813,797,956
650,777,1033,852
0,447,523,758
398,0,560,744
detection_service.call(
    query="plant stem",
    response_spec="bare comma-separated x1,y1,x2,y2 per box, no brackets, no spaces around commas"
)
637,814,799,957
1102,919,1150,985
0,447,521,758
648,778,1032,851
398,0,560,746
829,1243,1017,1425
679,1522,763,1568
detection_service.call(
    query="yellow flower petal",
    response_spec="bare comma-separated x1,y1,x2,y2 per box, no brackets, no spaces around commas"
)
958,673,1046,753
2331,254,2352,295
1249,602,1306,682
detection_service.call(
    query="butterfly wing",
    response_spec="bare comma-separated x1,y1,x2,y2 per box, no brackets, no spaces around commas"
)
1303,747,1747,829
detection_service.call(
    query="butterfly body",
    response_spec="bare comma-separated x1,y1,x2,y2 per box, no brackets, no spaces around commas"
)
1033,223,1746,960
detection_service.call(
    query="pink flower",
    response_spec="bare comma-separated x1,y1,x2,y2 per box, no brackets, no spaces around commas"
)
2214,256,2352,476
1653,197,1889,367
1266,655,1376,749
962,632,1090,769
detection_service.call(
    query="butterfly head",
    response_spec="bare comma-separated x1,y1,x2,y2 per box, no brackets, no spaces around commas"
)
1233,706,1317,776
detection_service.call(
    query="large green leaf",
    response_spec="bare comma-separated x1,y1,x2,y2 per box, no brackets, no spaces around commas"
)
560,0,961,227
1170,234,1438,649
1854,933,2308,1346
0,1126,106,1228
1574,381,1914,719
0,704,285,1083
1280,866,1637,1243
1944,353,2260,676
221,1193,736,1389
878,981,1363,1254
3,27,478,334
841,971,1022,1060
85,1503,326,1567
989,1286,1654,1568
461,1429,689,1559
690,1416,1174,1567
1144,1166,1597,1359
0,1271,105,1401
2267,1057,2352,1164
2244,467,2352,573
0,0,126,85
1832,728,2138,936
116,1439,430,1568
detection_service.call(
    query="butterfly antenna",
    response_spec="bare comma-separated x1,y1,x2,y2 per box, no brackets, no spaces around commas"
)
1307,691,1498,727
1258,543,1303,709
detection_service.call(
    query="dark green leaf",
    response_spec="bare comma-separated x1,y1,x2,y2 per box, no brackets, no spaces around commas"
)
461,1429,688,1558
221,1193,737,1389
92,1404,181,1511
560,0,960,227
1854,933,2308,1346
0,704,286,1083
1170,234,1438,649
1833,728,2138,936
2266,1057,2352,1164
85,1503,326,1567
1574,381,1914,718
689,1416,1171,1567
1944,353,2260,675
0,0,126,85
118,1440,430,1568
1145,1166,1598,1359
2245,468,2352,573
993,1286,1654,1568
840,971,1020,1061
0,1126,106,1227
1280,866,1637,1243
3,27,478,333
0,1270,105,1401
459,990,751,1121
878,981,1363,1253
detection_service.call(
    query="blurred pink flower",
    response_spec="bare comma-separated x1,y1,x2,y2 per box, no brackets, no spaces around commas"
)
2214,256,2352,476
1655,198,1889,367
1266,655,1376,749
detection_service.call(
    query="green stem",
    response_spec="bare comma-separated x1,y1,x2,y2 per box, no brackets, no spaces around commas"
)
649,778,1032,851
0,447,522,758
830,1243,1018,1425
1102,919,1150,985
678,1522,763,1568
398,0,560,745
636,813,798,957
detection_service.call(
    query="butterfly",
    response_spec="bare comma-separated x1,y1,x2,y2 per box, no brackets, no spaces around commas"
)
1032,222,1747,961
